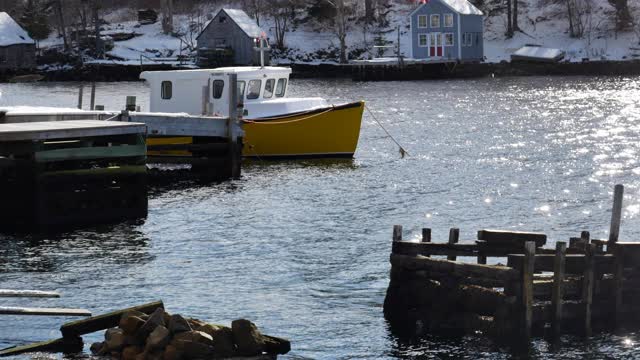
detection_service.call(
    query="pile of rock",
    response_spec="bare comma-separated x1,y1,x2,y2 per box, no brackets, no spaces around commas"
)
90,308,290,360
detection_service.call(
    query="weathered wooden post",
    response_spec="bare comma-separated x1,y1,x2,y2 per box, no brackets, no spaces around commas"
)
77,85,84,109
551,241,567,337
227,73,241,179
522,241,536,341
448,228,459,261
90,82,96,110
421,228,431,243
609,184,624,251
583,243,596,337
393,225,402,242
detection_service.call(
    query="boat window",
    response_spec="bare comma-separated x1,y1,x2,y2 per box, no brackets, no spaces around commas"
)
275,78,287,97
212,80,224,99
264,79,275,98
238,81,246,99
161,81,172,99
247,80,262,100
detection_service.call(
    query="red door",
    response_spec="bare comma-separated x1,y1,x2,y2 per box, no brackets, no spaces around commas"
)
430,33,443,57
436,33,443,57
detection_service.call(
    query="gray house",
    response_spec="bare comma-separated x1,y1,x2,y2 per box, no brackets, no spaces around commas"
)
0,12,35,70
410,0,483,62
196,8,269,67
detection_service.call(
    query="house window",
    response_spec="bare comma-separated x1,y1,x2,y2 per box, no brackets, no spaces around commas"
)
247,80,262,100
444,33,454,46
212,80,224,99
418,15,427,28
418,34,428,47
430,14,440,28
161,81,172,99
238,81,246,99
264,79,275,98
275,78,287,97
444,14,454,27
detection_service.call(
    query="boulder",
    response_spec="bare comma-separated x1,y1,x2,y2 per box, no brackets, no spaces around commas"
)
137,308,166,339
122,345,144,360
89,341,104,355
197,324,236,357
176,340,215,359
121,315,146,336
168,314,192,334
162,344,181,360
170,331,213,348
146,326,171,351
231,319,264,356
105,328,126,351
186,318,207,329
263,334,291,355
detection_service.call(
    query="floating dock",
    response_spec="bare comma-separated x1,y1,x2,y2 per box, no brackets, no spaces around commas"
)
384,185,637,343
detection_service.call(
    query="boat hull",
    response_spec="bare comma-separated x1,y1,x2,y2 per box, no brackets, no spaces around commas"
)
243,101,364,158
146,101,364,159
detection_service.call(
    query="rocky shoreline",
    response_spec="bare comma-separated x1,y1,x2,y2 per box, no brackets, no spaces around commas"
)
0,59,639,83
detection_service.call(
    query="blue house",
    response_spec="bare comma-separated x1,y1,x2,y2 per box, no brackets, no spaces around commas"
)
410,0,484,62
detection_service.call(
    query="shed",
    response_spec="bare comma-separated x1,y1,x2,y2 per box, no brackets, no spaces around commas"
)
410,0,484,62
0,12,36,70
196,8,269,67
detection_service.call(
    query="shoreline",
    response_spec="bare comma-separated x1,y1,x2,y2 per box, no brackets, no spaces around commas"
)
1,59,639,83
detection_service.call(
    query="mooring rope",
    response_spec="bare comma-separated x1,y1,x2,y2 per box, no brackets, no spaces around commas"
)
364,104,409,158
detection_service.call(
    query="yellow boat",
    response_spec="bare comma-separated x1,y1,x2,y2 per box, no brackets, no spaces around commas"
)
140,67,364,159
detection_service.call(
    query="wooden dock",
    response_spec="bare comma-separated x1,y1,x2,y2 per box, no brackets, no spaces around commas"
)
0,120,148,229
384,185,637,343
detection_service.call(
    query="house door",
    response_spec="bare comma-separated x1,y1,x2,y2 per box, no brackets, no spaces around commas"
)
430,33,443,57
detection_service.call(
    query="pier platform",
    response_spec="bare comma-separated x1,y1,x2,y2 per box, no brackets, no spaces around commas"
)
0,120,147,229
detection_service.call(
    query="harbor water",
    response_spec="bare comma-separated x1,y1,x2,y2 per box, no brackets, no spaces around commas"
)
1,76,640,358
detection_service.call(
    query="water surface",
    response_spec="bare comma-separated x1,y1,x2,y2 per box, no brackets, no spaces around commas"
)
1,76,640,358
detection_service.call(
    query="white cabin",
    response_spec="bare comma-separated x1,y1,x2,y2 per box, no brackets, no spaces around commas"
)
140,67,328,119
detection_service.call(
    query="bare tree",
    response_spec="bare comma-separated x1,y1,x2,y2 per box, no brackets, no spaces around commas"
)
53,0,69,51
243,0,265,26
506,0,513,37
513,0,519,31
365,0,374,24
608,0,633,30
323,0,355,64
161,0,174,34
268,0,298,49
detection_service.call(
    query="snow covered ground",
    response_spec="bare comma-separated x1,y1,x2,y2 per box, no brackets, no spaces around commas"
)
37,0,640,67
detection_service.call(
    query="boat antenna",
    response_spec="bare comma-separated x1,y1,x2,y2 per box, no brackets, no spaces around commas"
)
254,32,270,68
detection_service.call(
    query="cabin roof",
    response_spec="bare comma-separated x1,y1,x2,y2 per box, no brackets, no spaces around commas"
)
197,8,264,41
0,12,35,46
410,0,483,17
140,67,292,82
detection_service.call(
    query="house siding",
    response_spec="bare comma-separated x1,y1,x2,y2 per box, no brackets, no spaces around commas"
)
411,0,483,62
197,9,269,66
460,15,483,61
0,44,35,70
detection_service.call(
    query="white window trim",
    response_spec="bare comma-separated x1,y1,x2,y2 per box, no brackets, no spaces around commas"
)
417,15,428,28
418,33,428,47
430,14,440,28
444,33,454,47
444,14,454,28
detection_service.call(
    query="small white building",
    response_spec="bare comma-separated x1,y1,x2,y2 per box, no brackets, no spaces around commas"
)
0,12,36,70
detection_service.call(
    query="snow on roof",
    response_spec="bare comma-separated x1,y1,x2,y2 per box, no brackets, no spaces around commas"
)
512,46,565,62
411,0,483,17
0,12,34,47
198,8,264,40
221,9,264,38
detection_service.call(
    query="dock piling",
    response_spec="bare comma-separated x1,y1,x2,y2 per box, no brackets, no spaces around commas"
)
90,82,96,110
551,241,567,337
609,184,624,250
393,225,402,242
583,243,596,337
522,241,536,341
448,228,460,261
77,85,84,109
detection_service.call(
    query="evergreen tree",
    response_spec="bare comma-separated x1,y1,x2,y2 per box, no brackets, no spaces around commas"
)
19,0,51,46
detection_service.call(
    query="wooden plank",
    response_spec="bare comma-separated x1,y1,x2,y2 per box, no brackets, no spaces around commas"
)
390,253,519,281
613,245,624,329
60,300,163,337
0,307,90,316
551,242,567,337
35,144,146,162
0,337,83,357
0,289,60,298
507,254,614,274
392,241,478,257
0,121,146,141
609,184,624,249
127,113,230,138
392,225,402,242
478,229,547,248
448,228,459,261
583,243,596,337
522,241,536,341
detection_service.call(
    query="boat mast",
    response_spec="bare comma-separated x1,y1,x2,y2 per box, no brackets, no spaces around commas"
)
254,32,270,68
